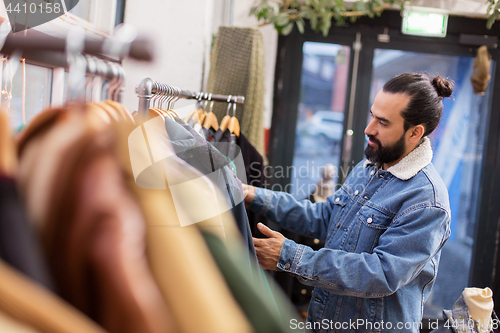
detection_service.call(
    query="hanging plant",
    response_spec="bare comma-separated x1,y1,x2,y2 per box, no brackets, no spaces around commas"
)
487,0,500,29
249,0,408,36
251,0,500,36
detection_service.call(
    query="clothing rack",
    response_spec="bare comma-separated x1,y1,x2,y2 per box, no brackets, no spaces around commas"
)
0,21,154,102
0,21,154,63
136,77,245,120
15,51,125,81
0,20,152,83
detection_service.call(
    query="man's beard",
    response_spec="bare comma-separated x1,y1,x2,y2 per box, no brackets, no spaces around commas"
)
364,133,406,165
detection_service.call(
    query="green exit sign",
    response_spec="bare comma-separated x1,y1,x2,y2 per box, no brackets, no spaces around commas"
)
402,8,448,38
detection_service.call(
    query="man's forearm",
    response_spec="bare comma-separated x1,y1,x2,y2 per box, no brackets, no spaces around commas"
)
247,186,332,240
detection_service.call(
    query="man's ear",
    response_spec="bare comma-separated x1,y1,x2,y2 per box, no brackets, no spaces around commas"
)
408,125,425,143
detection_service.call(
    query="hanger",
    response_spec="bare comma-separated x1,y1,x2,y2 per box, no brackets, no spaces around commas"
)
83,56,119,123
148,82,164,120
219,95,232,132
0,111,17,177
84,55,96,102
104,64,134,124
197,93,208,125
184,92,202,124
96,57,109,102
94,62,122,121
228,100,240,137
167,86,181,119
202,93,219,131
66,28,87,104
2,53,21,115
160,84,174,120
106,61,122,102
92,59,134,124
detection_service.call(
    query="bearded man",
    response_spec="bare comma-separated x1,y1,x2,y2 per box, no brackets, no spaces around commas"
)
243,73,454,333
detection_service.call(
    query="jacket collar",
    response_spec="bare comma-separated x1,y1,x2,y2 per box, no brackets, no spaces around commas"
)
363,137,433,180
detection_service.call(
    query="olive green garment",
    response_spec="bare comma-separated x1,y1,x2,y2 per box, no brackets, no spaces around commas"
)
201,231,302,333
206,26,266,156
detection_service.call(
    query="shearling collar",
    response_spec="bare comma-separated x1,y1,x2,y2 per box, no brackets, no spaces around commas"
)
363,137,433,180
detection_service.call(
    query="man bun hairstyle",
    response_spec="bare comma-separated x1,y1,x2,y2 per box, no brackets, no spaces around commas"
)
383,73,454,137
432,76,453,98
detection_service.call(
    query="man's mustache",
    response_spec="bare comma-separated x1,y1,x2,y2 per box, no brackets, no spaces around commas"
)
367,135,381,147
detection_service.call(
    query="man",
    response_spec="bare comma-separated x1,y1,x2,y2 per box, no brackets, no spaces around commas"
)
243,73,453,332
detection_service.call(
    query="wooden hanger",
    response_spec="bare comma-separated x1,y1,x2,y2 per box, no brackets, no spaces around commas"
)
160,84,175,121
198,109,206,125
219,95,232,132
228,117,240,137
94,102,120,122
168,109,180,119
85,103,112,124
198,93,210,125
184,109,200,124
148,108,165,120
165,86,182,120
147,89,169,120
0,111,17,176
104,100,135,125
227,101,240,137
202,94,219,131
184,92,204,124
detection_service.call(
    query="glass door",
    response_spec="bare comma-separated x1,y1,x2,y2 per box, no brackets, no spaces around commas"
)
367,49,493,318
290,42,351,199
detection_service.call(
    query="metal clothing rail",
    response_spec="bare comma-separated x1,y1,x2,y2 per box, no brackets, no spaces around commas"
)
136,77,245,120
0,20,154,62
0,21,148,102
14,50,125,80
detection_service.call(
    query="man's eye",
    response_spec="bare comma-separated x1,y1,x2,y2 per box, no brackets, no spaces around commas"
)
380,122,387,127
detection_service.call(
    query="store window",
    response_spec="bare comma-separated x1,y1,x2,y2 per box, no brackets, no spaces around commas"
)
67,0,90,22
2,62,52,131
291,42,350,199
64,0,123,33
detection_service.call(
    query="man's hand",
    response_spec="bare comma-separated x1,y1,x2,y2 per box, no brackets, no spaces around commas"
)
242,184,256,208
253,223,286,271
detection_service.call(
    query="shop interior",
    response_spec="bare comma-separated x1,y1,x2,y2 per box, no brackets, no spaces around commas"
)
0,0,499,332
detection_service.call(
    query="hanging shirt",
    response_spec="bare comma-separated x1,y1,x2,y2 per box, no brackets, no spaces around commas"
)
164,117,259,274
0,176,53,290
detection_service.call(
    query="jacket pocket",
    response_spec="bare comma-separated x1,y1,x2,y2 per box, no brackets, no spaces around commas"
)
355,206,394,253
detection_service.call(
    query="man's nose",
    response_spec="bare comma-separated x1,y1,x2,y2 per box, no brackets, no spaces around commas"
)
365,118,377,137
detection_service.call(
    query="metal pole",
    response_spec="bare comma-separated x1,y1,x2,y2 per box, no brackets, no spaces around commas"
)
341,32,362,176
136,77,154,123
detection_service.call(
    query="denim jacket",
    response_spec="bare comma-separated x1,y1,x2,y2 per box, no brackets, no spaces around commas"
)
249,138,451,332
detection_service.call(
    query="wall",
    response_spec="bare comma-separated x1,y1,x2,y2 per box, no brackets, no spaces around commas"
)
232,0,278,130
121,0,278,130
121,0,211,113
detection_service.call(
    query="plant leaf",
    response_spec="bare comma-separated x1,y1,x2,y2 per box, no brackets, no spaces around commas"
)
487,8,499,29
282,22,295,35
296,18,305,33
274,13,290,26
